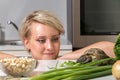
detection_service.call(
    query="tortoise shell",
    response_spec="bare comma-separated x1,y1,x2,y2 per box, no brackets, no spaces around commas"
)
76,48,112,65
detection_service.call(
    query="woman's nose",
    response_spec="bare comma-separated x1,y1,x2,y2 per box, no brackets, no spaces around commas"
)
46,41,54,50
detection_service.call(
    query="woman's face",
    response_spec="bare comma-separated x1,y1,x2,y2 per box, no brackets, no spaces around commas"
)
24,22,60,60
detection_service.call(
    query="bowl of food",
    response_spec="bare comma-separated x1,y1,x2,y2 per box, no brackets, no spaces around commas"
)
0,57,37,77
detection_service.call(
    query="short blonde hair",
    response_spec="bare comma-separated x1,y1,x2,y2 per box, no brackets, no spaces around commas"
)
19,10,65,42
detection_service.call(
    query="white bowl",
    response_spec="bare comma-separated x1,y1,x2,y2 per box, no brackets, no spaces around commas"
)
0,57,36,77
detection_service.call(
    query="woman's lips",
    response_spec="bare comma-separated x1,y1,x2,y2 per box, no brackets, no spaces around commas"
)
44,53,54,55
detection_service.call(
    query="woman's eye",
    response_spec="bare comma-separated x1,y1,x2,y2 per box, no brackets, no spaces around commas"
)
38,39,45,43
52,37,59,42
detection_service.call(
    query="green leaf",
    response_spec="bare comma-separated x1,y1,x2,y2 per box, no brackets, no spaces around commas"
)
114,33,120,59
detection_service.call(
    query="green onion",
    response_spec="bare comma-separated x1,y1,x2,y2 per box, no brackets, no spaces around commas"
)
48,65,112,80
30,58,115,80
63,69,111,80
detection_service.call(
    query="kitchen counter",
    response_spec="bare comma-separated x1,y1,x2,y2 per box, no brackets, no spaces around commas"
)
0,71,115,80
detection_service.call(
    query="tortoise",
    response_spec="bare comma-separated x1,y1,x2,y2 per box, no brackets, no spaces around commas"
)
76,48,115,65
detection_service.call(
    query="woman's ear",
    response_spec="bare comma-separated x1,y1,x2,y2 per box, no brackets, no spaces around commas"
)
23,39,30,51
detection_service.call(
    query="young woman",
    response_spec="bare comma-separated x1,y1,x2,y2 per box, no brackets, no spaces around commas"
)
0,10,115,59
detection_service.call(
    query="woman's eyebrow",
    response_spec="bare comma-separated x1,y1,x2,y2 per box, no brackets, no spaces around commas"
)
52,34,60,36
36,36,45,39
36,34,60,38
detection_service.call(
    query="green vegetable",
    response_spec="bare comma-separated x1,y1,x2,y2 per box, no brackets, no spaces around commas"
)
114,33,120,59
47,65,112,80
42,58,115,75
63,69,111,80
30,58,115,80
60,61,76,67
31,66,94,80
